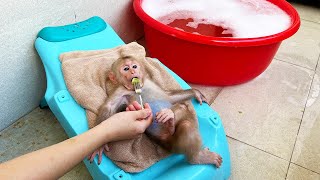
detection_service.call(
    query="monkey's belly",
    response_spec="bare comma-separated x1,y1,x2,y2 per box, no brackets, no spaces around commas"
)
146,100,172,137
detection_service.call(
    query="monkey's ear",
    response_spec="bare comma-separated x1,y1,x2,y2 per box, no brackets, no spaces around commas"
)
108,71,118,84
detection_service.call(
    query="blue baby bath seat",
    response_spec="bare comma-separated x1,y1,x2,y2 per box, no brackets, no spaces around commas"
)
35,16,231,180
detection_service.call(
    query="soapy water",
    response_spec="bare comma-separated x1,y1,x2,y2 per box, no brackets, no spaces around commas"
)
160,16,233,37
142,0,291,38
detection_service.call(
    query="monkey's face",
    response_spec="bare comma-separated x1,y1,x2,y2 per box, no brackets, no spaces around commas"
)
118,59,143,90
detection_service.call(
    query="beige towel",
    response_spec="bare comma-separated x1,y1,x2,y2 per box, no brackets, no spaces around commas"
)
59,42,195,172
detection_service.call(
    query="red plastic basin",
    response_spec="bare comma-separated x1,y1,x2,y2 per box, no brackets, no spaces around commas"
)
133,0,300,86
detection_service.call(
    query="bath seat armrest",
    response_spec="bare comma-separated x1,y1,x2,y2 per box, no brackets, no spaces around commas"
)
50,90,89,137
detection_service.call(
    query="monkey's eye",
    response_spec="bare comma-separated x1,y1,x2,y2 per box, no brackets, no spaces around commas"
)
123,67,129,71
132,64,138,69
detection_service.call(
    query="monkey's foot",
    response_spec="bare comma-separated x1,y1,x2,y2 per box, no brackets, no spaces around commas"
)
189,148,223,168
88,143,110,165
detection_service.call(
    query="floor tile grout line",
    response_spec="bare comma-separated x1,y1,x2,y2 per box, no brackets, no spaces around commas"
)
284,62,318,179
227,136,319,177
284,54,320,178
300,18,320,25
290,162,320,175
211,88,224,105
226,136,289,161
314,52,320,71
274,58,315,71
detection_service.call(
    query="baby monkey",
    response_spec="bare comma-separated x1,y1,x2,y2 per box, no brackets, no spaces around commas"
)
89,56,222,168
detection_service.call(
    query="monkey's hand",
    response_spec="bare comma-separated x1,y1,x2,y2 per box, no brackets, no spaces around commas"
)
192,89,207,105
155,108,175,137
88,143,110,165
156,108,175,124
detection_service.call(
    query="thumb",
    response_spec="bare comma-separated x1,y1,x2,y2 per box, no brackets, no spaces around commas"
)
132,109,152,119
134,109,153,130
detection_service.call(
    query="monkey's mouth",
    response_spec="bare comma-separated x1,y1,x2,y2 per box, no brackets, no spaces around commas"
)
130,76,143,91
131,77,139,81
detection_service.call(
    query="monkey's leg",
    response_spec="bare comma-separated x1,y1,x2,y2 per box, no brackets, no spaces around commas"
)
171,120,222,168
170,120,202,158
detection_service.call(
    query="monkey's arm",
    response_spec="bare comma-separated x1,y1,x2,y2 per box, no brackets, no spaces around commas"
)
171,103,191,119
95,88,133,126
95,99,117,126
167,89,207,105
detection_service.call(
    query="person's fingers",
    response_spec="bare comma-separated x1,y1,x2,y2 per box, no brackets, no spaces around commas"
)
137,118,152,131
132,108,152,119
126,101,145,111
132,101,142,110
127,104,136,111
143,103,151,110
134,109,153,129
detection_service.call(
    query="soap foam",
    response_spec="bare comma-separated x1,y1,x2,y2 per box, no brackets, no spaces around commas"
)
142,0,291,38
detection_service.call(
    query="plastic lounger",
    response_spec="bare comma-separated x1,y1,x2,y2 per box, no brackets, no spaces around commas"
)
35,16,231,180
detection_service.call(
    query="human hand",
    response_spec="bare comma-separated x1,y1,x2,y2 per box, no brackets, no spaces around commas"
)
192,89,207,105
101,101,153,142
126,101,149,112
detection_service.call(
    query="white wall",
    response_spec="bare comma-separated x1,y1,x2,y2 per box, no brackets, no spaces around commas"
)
0,0,144,131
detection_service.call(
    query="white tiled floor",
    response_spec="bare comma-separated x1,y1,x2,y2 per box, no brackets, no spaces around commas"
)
293,3,320,23
227,138,289,179
1,3,319,180
275,20,320,70
212,60,313,160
